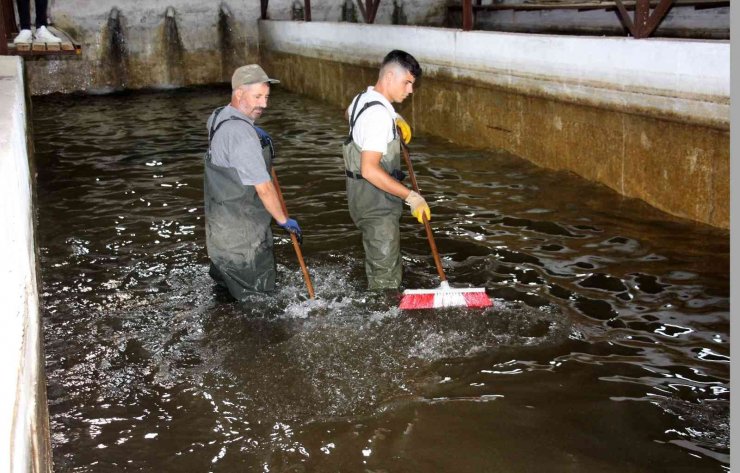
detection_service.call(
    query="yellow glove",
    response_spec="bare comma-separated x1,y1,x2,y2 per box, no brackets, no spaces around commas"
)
395,115,412,145
405,191,431,223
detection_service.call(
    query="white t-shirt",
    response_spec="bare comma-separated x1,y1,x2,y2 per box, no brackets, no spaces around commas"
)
346,87,397,155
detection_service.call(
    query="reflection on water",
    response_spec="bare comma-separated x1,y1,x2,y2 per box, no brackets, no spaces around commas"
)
34,86,729,472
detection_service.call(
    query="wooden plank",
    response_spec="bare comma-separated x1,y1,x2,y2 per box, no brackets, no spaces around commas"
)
5,26,81,56
48,26,79,52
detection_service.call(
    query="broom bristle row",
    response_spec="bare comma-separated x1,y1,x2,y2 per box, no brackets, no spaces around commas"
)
399,287,492,310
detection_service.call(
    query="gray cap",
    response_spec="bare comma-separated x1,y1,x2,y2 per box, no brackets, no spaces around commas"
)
231,64,280,89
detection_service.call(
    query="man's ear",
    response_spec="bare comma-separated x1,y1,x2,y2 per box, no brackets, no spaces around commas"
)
382,68,395,85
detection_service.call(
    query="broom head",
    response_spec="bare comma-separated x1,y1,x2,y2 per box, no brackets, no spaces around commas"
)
399,281,493,310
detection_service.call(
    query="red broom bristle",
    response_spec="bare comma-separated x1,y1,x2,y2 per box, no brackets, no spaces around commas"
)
399,293,435,310
463,291,493,308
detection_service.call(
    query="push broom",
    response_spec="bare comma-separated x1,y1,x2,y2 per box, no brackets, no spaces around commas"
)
398,135,492,310
271,167,315,299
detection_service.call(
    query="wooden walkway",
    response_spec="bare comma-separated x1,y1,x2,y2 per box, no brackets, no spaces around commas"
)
0,0,81,56
6,26,80,56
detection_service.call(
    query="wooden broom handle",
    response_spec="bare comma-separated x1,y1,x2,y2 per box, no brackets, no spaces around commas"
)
399,136,447,283
270,167,315,299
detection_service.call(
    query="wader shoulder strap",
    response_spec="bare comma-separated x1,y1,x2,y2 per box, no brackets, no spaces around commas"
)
207,107,275,161
209,106,259,145
346,92,397,144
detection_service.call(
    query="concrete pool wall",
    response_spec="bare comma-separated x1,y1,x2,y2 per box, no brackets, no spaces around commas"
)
0,56,52,473
24,0,447,95
259,21,729,229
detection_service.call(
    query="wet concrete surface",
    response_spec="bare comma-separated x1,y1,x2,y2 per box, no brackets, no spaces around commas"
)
33,86,729,472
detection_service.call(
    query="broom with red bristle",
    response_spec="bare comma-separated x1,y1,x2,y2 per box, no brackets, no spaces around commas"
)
398,134,493,310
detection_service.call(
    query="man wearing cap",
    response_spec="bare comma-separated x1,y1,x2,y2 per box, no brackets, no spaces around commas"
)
204,64,302,299
342,50,430,291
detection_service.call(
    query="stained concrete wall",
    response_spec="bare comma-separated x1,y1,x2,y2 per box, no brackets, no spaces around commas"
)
259,21,729,228
25,0,447,94
0,56,52,473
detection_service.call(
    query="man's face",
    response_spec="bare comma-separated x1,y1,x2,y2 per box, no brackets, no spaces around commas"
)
387,66,415,103
234,82,270,120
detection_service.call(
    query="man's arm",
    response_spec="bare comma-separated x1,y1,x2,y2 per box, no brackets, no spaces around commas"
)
254,180,289,224
360,150,431,224
360,151,411,199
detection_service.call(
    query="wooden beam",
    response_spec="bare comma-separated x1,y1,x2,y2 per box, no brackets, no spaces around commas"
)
643,0,676,35
357,0,368,22
614,0,676,37
1,0,16,35
634,0,650,37
357,0,381,24
614,0,637,35
462,0,474,30
0,10,7,55
260,0,269,20
304,0,311,21
369,0,381,23
1,0,17,55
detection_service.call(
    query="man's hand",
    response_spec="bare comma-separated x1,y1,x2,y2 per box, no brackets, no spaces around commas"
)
395,115,412,145
278,218,303,244
405,191,431,224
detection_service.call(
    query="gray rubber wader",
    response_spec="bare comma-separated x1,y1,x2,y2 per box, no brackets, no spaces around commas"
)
343,119,403,290
204,124,276,299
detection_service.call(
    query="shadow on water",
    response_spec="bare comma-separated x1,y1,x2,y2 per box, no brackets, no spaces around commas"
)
32,87,729,472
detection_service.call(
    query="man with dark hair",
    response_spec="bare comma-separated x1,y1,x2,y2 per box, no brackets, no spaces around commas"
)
204,64,302,299
342,50,430,291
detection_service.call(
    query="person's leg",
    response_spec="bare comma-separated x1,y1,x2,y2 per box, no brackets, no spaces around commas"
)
357,214,402,291
15,0,31,30
33,0,48,28
32,0,61,44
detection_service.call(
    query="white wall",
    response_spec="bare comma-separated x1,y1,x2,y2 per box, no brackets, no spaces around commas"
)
260,21,730,128
0,56,50,473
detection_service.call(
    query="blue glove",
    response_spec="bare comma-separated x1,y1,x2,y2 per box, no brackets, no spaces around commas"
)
278,218,302,244
253,125,273,149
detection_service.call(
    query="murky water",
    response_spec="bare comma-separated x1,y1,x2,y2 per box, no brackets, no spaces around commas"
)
33,86,729,472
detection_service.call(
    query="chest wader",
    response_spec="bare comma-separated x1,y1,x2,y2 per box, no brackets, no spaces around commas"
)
204,107,276,299
342,93,404,290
